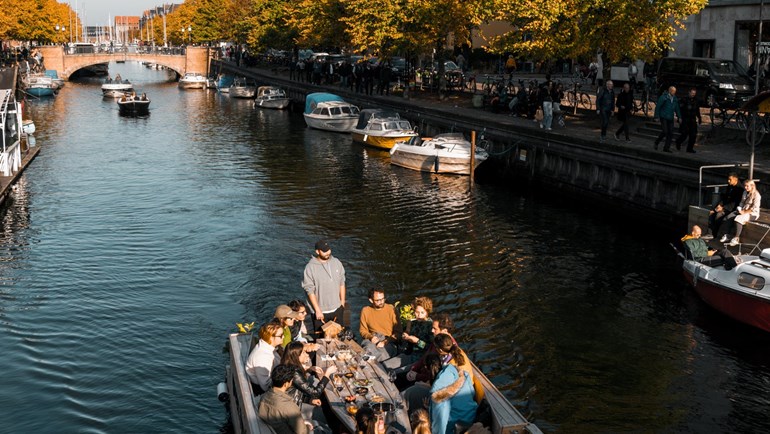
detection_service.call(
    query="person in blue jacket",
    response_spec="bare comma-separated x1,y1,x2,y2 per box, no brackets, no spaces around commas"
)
427,336,478,434
653,86,681,152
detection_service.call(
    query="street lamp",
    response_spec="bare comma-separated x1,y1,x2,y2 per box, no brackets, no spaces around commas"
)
187,25,192,44
55,25,66,45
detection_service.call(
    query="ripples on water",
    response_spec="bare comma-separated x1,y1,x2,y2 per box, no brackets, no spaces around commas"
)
2,62,770,433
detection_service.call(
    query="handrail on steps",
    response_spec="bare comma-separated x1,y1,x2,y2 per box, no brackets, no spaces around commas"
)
698,163,750,207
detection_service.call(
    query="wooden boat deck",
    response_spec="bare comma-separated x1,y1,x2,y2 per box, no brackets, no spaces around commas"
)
226,333,541,434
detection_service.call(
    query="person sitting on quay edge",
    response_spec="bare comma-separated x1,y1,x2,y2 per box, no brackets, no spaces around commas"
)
720,179,762,246
258,364,313,434
709,173,744,238
681,225,721,266
245,320,284,394
359,287,402,363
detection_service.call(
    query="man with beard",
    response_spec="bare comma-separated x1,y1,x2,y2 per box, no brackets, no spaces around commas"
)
302,240,346,336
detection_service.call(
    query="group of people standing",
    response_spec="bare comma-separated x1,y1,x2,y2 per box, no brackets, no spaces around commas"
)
595,81,702,152
244,239,489,434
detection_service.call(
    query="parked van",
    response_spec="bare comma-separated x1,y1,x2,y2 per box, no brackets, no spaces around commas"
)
656,57,754,107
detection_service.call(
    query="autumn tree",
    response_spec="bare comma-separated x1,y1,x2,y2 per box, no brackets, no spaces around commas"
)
0,0,77,44
489,0,707,63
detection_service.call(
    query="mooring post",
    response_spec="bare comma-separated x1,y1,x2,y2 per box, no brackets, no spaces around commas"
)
470,130,476,185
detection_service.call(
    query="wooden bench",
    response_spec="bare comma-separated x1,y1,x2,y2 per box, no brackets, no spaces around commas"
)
227,333,277,434
470,362,542,434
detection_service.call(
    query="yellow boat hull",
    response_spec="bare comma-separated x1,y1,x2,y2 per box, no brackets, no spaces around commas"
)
351,132,416,150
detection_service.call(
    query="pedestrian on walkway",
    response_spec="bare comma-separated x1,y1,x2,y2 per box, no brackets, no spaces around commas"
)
596,80,615,142
653,86,681,152
614,83,633,142
675,88,701,153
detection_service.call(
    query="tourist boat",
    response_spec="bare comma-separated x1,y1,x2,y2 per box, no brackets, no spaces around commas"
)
117,94,150,117
102,77,133,97
303,93,360,133
351,109,418,150
229,78,257,99
390,133,488,175
682,247,770,333
22,74,57,97
178,72,207,89
254,86,291,109
223,332,542,434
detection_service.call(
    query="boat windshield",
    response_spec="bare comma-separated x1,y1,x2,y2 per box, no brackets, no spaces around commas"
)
330,107,341,115
397,121,412,130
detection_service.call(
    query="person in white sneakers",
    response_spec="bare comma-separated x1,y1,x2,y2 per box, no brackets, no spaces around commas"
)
720,179,762,246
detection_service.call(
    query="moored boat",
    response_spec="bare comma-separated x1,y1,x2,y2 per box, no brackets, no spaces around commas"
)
178,72,207,89
303,93,360,133
217,75,234,93
390,132,488,175
22,119,36,136
22,74,57,97
254,86,291,109
229,78,257,98
44,70,65,90
682,247,770,332
351,109,418,150
117,93,150,117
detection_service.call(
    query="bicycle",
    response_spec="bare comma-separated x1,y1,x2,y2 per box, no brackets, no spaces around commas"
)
631,85,654,118
745,112,769,146
565,81,591,111
709,100,747,129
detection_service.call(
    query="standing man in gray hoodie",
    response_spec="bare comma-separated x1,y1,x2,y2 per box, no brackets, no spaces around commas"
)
302,240,346,336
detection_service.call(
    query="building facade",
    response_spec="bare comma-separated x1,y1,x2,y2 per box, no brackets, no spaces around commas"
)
671,0,769,68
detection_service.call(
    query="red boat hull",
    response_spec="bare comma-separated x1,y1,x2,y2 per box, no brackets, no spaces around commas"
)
684,270,770,333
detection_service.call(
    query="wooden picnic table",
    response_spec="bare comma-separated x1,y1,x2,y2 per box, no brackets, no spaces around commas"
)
316,338,411,434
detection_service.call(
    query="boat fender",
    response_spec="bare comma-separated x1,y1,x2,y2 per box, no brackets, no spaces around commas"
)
390,144,399,155
216,382,228,402
434,156,439,173
363,134,368,142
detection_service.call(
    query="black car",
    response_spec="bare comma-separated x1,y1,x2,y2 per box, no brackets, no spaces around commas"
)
656,57,754,108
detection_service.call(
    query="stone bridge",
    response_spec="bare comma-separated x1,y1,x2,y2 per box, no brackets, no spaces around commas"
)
37,46,212,80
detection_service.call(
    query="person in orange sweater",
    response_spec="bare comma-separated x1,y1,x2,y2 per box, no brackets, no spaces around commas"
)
359,288,402,362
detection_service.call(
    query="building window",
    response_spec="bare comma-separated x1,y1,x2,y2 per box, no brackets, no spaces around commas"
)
693,40,715,58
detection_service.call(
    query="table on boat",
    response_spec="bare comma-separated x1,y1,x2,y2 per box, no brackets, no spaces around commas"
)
316,338,412,434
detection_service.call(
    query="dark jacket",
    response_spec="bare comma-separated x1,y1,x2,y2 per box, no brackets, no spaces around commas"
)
287,366,329,405
679,96,702,123
718,183,745,213
615,90,633,120
596,86,615,112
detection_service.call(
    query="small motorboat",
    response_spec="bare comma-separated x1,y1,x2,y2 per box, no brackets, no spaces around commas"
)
216,75,234,93
303,93,360,133
22,119,36,136
23,74,57,97
117,93,150,117
44,70,65,90
682,247,770,333
351,109,418,150
229,77,257,98
390,133,488,175
102,76,133,97
254,86,291,109
178,72,207,89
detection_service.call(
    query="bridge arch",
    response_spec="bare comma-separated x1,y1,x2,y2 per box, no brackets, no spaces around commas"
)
38,46,211,80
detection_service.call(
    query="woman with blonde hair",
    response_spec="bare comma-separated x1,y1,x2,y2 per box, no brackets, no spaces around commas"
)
409,408,431,434
721,179,762,246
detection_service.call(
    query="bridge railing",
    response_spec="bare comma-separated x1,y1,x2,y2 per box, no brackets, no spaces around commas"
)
63,46,187,56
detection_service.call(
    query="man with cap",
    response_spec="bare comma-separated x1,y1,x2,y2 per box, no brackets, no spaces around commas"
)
302,240,346,337
274,305,301,348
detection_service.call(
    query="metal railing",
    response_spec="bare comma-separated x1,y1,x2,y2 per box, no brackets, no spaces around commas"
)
698,163,750,207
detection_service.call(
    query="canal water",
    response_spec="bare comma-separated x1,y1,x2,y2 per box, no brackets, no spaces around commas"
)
2,61,770,433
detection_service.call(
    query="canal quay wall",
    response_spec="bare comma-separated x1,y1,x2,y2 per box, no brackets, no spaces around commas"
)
213,60,770,227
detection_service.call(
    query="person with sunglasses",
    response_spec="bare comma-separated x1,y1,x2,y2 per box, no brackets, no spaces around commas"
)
246,320,285,395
